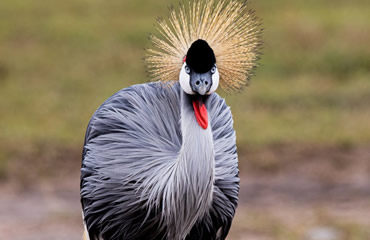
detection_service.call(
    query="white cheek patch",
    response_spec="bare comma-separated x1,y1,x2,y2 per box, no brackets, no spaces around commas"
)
179,63,195,95
208,68,219,94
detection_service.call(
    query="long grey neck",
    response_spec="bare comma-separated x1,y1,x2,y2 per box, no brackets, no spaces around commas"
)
165,90,215,239
179,90,215,176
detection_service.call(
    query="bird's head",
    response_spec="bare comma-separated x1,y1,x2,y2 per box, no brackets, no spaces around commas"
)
146,1,262,129
179,39,219,130
179,39,219,96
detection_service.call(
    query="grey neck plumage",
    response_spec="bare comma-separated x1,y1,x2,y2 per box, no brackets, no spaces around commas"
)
162,90,215,239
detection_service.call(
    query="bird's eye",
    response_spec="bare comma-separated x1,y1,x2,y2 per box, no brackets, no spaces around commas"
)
185,66,191,74
211,65,216,74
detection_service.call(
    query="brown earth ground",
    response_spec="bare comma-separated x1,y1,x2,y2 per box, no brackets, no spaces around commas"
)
0,144,369,240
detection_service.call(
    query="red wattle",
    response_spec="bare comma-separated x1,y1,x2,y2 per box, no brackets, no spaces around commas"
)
192,100,208,129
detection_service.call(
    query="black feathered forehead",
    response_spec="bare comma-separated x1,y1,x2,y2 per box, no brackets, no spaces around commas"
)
186,39,216,73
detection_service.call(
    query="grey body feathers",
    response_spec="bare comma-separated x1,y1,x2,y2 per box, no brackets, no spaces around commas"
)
81,82,239,240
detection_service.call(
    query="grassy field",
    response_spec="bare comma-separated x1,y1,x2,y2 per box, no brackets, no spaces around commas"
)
0,0,370,239
1,0,369,148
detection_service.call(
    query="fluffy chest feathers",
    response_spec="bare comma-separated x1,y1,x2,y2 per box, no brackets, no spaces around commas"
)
81,82,239,240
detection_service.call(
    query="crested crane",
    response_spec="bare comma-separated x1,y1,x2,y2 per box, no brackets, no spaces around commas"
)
80,0,261,239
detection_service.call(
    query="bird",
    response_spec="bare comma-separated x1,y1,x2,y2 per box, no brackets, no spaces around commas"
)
80,0,261,239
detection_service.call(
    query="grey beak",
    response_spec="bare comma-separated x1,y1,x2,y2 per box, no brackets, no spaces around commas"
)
190,71,212,95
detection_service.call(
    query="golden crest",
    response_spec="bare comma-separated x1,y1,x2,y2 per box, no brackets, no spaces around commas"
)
146,0,262,92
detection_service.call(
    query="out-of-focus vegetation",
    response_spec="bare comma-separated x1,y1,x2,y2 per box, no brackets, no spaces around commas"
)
0,0,369,149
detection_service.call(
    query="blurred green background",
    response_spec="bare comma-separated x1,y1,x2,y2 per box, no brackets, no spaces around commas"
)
0,0,369,239
1,0,369,148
